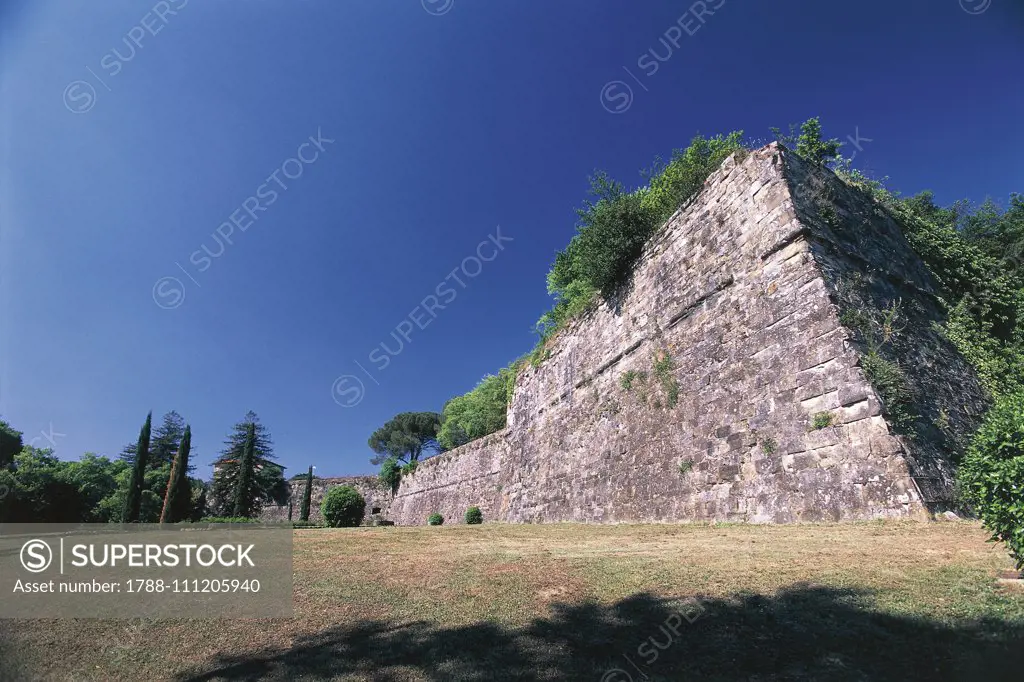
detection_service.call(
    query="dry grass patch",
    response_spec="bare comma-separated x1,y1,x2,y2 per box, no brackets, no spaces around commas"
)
1,521,1022,681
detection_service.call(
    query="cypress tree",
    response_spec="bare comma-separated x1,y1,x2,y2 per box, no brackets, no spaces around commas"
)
160,425,192,523
232,423,256,518
122,411,152,523
299,465,313,522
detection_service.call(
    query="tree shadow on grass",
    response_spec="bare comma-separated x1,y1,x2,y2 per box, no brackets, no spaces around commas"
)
169,584,1020,681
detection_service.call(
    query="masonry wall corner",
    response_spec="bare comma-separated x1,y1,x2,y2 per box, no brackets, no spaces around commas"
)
267,143,987,526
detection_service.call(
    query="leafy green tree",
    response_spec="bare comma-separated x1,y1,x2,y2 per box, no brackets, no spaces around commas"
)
233,422,257,518
62,453,128,522
299,465,313,522
368,412,441,466
0,418,23,469
320,485,365,527
0,447,93,523
122,412,152,523
161,424,192,523
210,411,288,517
957,391,1024,568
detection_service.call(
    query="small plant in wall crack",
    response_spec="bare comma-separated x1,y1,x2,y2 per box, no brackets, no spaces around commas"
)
620,370,646,391
760,437,778,455
811,411,835,430
653,351,680,408
619,352,678,409
678,460,694,475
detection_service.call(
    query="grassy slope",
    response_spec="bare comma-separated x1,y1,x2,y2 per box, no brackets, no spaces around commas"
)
2,522,1023,681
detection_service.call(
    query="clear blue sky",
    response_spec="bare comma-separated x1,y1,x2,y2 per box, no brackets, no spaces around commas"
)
2,0,1022,478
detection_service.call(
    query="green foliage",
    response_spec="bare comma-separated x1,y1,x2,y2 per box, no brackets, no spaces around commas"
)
1,447,125,523
678,461,693,475
161,423,192,524
464,506,483,524
149,411,186,468
427,512,444,526
379,457,402,490
840,178,1024,398
771,117,842,166
957,391,1024,568
0,418,23,468
839,299,918,434
233,422,258,518
620,370,645,391
535,132,746,351
211,411,288,517
321,485,366,528
761,438,778,455
566,173,659,295
653,352,679,408
368,412,441,466
122,411,152,523
862,352,917,432
812,412,835,430
299,465,313,522
438,363,519,450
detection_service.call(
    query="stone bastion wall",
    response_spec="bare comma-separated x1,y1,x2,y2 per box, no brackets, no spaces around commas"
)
262,143,986,526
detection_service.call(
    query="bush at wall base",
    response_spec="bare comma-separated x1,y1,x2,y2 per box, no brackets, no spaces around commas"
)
321,485,366,528
427,513,444,526
464,506,483,524
957,391,1024,569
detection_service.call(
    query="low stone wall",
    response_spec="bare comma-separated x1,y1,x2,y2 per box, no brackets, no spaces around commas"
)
387,431,507,525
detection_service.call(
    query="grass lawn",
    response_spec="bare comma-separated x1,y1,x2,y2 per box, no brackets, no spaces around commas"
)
2,521,1023,681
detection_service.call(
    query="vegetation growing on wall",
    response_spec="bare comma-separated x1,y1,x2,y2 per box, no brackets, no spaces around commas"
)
835,176,1024,399
534,132,746,350
417,118,1022,563
438,362,519,450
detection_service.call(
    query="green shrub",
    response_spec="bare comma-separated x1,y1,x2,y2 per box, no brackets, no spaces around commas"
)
427,512,444,526
812,412,835,430
379,458,401,490
957,392,1024,568
536,132,746,350
438,363,519,450
320,485,366,528
464,506,483,524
